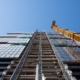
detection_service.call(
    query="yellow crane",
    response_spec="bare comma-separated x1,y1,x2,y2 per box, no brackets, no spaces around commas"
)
51,21,80,43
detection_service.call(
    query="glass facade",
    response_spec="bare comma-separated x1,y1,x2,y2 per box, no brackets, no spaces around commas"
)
47,33,73,61
0,38,30,43
0,32,33,77
56,47,73,61
47,32,80,80
0,31,79,80
0,44,25,58
0,33,33,58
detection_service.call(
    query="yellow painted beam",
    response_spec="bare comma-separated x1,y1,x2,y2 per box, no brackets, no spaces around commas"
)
51,21,80,43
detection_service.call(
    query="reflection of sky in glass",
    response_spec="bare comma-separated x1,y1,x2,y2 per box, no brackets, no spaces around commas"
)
47,32,74,61
0,33,33,43
0,44,25,58
56,47,73,61
0,33,33,58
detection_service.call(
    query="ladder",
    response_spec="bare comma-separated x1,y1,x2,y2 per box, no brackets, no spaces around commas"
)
10,31,38,80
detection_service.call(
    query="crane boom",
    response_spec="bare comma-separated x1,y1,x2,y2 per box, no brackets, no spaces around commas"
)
51,21,80,43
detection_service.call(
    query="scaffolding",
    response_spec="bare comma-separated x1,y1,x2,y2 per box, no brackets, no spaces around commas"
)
0,21,80,80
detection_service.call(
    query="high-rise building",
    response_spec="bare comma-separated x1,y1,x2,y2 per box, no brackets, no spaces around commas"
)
0,21,80,80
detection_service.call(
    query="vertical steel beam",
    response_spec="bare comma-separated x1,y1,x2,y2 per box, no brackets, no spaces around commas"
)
38,32,42,80
35,64,39,80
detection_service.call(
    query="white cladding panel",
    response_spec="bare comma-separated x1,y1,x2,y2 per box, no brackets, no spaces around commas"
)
0,33,33,58
0,44,25,58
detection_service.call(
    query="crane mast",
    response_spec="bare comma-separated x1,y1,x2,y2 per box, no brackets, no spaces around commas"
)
51,21,80,43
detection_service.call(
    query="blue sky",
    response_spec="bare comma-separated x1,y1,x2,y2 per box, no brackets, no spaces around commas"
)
0,0,80,35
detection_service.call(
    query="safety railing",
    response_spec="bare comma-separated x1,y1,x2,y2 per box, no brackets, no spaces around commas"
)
45,31,71,80
9,30,38,80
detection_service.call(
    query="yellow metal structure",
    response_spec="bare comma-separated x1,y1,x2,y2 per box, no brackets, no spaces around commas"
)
51,21,80,43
